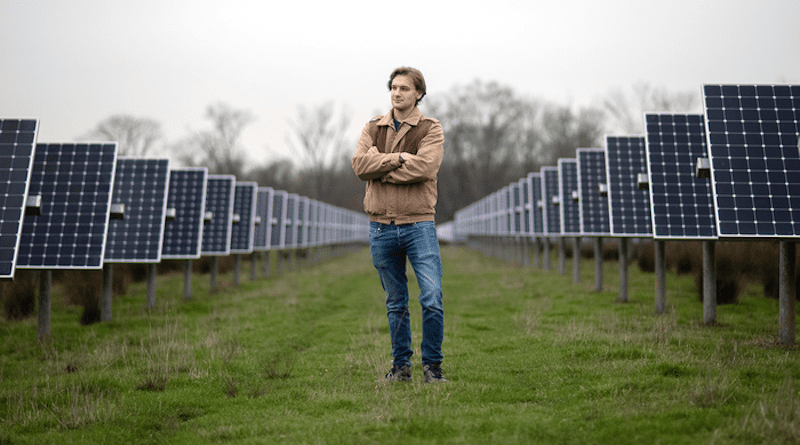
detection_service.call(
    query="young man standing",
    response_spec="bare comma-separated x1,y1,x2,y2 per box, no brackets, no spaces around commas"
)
352,67,447,383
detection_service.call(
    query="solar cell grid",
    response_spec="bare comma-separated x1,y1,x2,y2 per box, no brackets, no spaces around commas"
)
270,190,287,249
576,149,611,236
18,142,117,269
542,167,561,235
285,194,297,248
201,175,235,255
529,173,545,235
644,113,717,239
0,118,38,278
296,197,306,247
307,199,318,247
519,177,531,235
230,182,257,253
253,187,272,250
105,158,170,262
161,168,207,259
703,84,800,237
558,159,581,236
605,136,653,237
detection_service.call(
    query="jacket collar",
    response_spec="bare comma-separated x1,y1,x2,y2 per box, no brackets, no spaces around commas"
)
377,106,423,127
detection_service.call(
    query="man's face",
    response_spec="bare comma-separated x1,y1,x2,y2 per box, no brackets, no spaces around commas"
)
391,74,422,113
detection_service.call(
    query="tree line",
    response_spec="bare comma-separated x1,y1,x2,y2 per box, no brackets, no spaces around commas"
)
83,80,699,224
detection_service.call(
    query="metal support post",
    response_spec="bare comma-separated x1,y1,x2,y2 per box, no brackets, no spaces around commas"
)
234,254,241,286
37,270,51,340
146,263,156,309
210,256,218,292
655,239,666,314
618,238,628,302
779,240,796,345
543,237,550,271
183,260,193,301
101,264,113,321
593,237,603,292
703,240,717,324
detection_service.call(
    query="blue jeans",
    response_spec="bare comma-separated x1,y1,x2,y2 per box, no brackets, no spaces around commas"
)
369,221,444,367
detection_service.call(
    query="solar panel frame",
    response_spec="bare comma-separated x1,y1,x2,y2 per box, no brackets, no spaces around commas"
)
576,148,612,236
230,181,258,254
604,136,653,237
161,167,207,260
201,175,235,256
511,182,522,235
285,194,297,248
0,118,39,279
270,190,287,249
528,173,545,236
253,187,273,251
104,157,170,263
541,166,561,236
519,176,531,237
296,196,307,248
702,84,800,238
558,158,581,236
17,142,118,270
644,113,718,240
307,199,318,247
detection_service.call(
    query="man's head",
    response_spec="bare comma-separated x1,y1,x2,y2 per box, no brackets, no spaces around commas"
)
387,67,426,107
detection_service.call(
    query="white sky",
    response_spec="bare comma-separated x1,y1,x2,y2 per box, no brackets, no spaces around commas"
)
2,0,798,166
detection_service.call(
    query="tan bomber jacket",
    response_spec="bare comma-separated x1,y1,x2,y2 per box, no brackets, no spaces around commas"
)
351,107,444,225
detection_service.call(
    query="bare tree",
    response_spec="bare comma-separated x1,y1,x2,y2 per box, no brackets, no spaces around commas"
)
536,103,606,166
82,114,163,157
285,101,352,199
603,82,700,134
428,80,537,203
174,103,254,176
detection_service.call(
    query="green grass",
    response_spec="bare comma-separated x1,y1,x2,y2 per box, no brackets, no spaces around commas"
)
1,245,799,444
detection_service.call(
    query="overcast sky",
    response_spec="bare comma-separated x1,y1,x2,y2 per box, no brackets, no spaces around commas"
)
2,0,798,166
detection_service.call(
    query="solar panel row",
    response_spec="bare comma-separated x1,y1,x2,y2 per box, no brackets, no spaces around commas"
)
105,158,170,263
18,142,118,270
0,119,38,278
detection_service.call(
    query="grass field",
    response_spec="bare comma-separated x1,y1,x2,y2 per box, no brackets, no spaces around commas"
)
1,245,799,444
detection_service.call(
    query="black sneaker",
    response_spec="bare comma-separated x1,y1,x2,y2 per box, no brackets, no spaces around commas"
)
423,363,448,383
384,364,412,382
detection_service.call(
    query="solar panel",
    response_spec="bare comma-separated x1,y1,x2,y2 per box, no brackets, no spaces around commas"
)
528,173,545,235
604,136,653,237
541,166,561,236
201,175,235,255
17,142,118,269
285,194,297,248
230,182,257,253
702,84,800,237
296,196,307,247
270,190,287,249
644,113,717,239
253,187,273,250
511,183,522,235
161,167,207,259
104,158,170,263
576,149,611,236
558,159,581,236
519,176,531,236
0,118,38,278
497,186,508,236
307,199,318,247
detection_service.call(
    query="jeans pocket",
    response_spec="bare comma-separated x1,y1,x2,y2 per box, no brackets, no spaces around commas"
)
369,223,382,240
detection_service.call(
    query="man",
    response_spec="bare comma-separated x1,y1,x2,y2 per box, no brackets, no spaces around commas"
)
352,67,447,383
